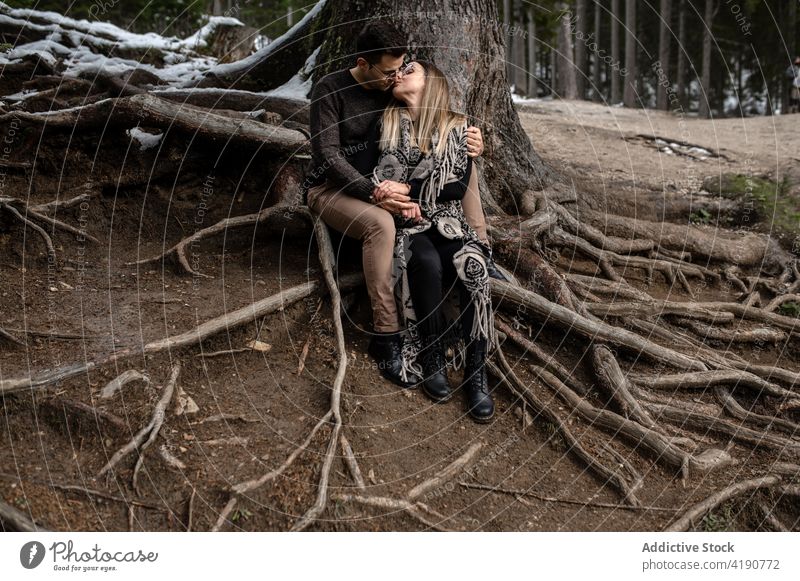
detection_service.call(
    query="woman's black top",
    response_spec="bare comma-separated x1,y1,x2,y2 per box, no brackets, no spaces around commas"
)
352,117,472,204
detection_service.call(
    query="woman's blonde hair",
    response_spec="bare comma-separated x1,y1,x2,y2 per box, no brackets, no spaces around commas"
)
379,60,466,157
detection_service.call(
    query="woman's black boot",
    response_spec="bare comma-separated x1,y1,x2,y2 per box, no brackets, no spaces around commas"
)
462,339,494,422
418,334,452,402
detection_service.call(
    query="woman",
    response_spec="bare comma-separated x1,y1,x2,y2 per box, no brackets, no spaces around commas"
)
370,60,497,423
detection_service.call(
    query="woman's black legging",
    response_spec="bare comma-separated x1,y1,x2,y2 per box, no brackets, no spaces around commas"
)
406,228,481,349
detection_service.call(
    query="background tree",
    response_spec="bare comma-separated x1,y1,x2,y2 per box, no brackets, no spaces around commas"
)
623,0,637,107
656,0,673,110
698,0,716,118
611,0,622,103
575,0,588,98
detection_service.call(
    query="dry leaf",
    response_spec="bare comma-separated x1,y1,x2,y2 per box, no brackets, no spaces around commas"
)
247,340,272,352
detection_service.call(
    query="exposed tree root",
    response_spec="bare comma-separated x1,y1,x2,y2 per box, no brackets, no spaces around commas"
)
96,363,180,483
666,475,782,531
488,349,644,506
0,500,44,532
458,481,679,513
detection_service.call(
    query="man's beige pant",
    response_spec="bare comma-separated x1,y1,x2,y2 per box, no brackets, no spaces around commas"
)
307,166,489,334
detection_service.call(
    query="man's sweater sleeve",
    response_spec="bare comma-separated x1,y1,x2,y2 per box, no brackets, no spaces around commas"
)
309,79,375,201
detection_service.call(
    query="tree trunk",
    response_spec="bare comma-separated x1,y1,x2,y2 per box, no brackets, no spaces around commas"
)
556,4,579,100
787,0,797,114
656,0,672,110
592,0,602,101
698,0,715,118
504,0,512,82
312,0,556,214
527,7,538,98
575,0,588,99
676,0,687,110
611,0,622,103
512,0,527,93
623,0,637,107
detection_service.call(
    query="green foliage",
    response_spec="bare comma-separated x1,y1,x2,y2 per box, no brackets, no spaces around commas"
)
700,503,734,532
778,301,800,318
231,507,253,522
689,208,712,224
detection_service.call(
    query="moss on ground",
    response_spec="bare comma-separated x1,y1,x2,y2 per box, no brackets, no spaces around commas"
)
702,173,800,249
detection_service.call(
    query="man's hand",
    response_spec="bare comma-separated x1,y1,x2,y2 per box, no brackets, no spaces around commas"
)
466,126,484,157
373,180,411,202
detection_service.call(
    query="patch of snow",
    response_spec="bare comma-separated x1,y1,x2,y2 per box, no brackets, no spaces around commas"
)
511,89,541,104
265,45,320,101
3,89,39,101
127,127,163,151
193,0,326,86
179,16,246,51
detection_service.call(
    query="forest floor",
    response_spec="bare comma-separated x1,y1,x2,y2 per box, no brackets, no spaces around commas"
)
1,99,798,532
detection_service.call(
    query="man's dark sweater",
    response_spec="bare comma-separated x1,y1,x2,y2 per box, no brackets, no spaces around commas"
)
306,69,392,202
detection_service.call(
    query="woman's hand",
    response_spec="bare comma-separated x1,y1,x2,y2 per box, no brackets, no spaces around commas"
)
466,126,484,157
372,180,411,202
400,202,422,222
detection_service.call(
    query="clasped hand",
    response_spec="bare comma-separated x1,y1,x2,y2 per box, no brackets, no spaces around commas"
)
372,180,422,222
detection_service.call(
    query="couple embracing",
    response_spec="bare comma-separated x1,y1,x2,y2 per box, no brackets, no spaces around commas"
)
304,22,505,423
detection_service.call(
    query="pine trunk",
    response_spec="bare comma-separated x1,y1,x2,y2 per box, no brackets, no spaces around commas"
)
556,5,579,100
656,0,672,110
623,0,637,107
527,7,538,98
611,0,621,103
575,0,588,99
699,0,714,118
592,0,602,101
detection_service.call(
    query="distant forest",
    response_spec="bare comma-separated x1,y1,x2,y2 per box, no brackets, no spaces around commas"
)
7,1,800,116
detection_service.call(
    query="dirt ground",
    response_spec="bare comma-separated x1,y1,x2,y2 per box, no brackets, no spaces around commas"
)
1,100,798,532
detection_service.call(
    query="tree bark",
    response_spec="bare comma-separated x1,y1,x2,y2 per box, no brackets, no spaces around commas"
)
512,0,527,93
698,0,715,118
575,0,588,99
623,0,638,107
656,0,673,110
311,0,556,214
556,3,579,100
676,0,687,110
611,0,622,103
527,7,538,98
592,0,602,101
504,0,512,81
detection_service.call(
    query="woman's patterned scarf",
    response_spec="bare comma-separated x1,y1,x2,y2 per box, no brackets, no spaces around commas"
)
371,109,496,382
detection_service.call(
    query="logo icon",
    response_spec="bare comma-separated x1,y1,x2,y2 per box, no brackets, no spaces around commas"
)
20,541,46,569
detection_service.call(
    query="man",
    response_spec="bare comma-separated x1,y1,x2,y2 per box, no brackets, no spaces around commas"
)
304,22,491,388
787,57,800,114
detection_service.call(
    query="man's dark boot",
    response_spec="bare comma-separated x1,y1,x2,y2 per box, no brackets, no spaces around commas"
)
462,339,494,422
418,334,452,402
368,331,419,389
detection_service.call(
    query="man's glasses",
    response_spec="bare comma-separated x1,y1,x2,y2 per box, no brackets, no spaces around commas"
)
369,60,415,80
